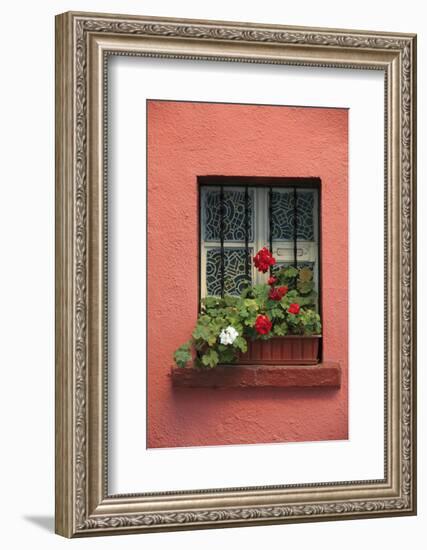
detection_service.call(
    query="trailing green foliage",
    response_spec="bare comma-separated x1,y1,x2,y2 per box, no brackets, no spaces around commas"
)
173,341,192,368
174,266,322,369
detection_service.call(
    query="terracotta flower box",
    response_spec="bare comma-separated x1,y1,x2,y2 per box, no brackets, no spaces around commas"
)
236,335,321,366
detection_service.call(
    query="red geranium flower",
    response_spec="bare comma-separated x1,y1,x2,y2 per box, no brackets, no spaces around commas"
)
268,285,289,301
267,276,277,286
288,303,300,315
253,247,276,273
254,314,273,335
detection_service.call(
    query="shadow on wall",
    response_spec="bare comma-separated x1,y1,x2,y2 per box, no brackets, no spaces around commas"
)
23,516,54,533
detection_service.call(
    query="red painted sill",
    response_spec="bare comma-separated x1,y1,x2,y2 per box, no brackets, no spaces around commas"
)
171,362,341,389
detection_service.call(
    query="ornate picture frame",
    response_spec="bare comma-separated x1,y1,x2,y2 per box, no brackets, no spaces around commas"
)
55,11,417,537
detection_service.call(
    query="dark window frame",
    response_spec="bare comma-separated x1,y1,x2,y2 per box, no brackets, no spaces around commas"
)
198,175,322,313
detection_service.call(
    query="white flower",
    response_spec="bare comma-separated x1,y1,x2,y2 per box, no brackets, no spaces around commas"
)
219,326,239,346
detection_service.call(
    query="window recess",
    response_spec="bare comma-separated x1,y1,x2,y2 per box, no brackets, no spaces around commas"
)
199,177,320,302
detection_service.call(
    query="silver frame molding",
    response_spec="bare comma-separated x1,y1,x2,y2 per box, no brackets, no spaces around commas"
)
55,11,417,538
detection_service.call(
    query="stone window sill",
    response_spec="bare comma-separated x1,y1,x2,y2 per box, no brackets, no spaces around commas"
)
171,362,341,389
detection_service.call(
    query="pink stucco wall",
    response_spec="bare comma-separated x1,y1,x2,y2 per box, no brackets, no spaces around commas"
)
147,100,348,448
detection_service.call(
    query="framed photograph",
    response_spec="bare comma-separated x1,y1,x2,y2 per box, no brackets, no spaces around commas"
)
55,11,417,537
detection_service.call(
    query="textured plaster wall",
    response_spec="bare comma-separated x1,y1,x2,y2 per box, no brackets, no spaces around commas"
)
147,100,348,448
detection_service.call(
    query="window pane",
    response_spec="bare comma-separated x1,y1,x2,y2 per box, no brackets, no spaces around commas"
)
271,190,315,241
203,189,254,241
206,248,252,296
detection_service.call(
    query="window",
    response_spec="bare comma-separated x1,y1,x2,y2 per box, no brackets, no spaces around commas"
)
199,177,320,300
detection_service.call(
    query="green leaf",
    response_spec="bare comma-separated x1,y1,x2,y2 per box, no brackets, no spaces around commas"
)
234,336,248,353
193,356,204,369
298,308,322,335
243,298,259,313
282,266,299,279
297,280,315,295
223,296,239,308
237,305,249,318
293,293,317,306
192,324,211,341
286,312,299,325
207,335,218,346
174,342,192,368
201,296,223,312
268,305,285,320
273,322,288,336
218,347,237,364
298,267,313,282
201,349,219,368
